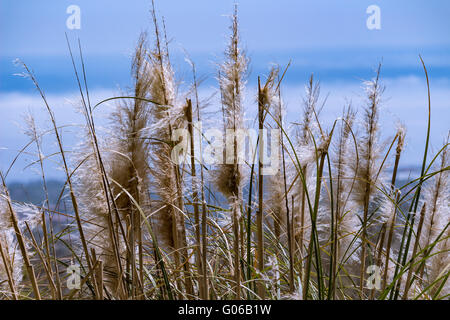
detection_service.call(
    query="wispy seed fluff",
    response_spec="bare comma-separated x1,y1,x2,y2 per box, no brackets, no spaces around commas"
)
351,67,386,207
380,125,406,228
265,68,289,241
395,124,406,164
145,29,188,252
215,9,249,214
319,106,360,263
73,127,123,295
0,187,40,296
418,138,449,298
292,75,321,255
108,33,153,253
214,8,248,299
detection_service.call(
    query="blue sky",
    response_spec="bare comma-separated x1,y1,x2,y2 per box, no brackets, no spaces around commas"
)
2,0,450,55
1,0,450,90
1,0,449,180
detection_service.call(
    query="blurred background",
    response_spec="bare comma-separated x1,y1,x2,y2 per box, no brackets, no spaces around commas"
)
1,0,449,191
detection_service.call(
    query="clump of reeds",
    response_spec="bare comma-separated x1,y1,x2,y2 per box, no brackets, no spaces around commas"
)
415,136,449,298
1,3,448,301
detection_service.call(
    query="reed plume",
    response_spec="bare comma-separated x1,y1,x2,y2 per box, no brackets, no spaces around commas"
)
0,188,23,298
293,75,321,266
379,125,406,293
317,105,360,298
215,6,248,299
108,32,154,297
146,1,193,296
417,137,449,298
351,64,385,292
0,182,41,299
73,127,122,297
255,68,279,298
265,68,287,243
